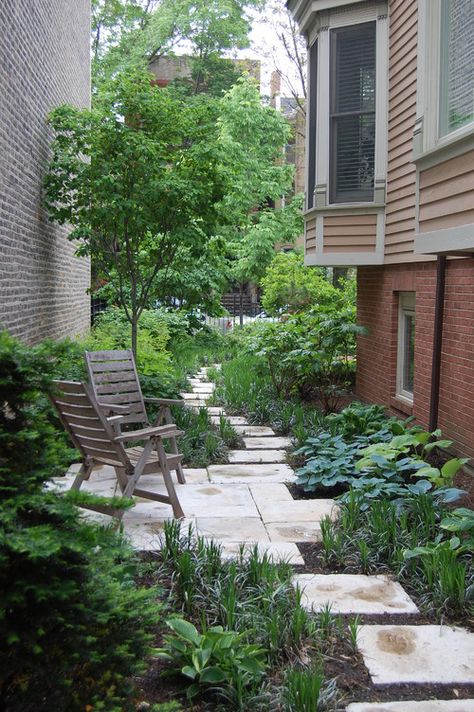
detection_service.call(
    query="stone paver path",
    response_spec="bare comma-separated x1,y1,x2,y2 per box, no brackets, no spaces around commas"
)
55,365,474,710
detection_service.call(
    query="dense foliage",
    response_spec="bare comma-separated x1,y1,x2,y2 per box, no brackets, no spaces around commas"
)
260,251,338,315
0,332,159,711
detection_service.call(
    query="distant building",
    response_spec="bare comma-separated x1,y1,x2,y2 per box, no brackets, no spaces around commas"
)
149,55,261,89
0,0,91,344
270,71,305,250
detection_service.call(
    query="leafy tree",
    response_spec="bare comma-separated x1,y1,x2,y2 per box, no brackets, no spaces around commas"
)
92,0,263,93
233,194,304,286
44,70,225,354
260,251,341,315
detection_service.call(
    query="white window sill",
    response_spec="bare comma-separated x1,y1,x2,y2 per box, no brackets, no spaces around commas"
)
414,121,474,168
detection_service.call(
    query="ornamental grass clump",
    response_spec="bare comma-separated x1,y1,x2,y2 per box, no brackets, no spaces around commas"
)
0,332,159,711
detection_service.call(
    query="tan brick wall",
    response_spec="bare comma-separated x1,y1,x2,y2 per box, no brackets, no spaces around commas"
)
0,0,91,344
357,260,474,459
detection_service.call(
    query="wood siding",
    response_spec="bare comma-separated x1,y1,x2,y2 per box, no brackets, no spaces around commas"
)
322,214,377,253
419,150,474,233
305,217,317,254
384,0,420,263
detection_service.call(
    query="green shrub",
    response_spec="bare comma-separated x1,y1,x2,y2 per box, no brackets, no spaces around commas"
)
247,308,364,411
0,332,159,711
261,252,337,315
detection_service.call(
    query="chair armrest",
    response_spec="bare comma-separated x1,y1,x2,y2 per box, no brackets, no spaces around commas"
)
98,402,130,413
108,415,126,424
144,397,185,407
114,425,183,442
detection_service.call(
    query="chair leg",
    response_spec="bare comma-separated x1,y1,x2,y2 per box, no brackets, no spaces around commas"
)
154,437,185,519
72,461,93,490
163,407,186,484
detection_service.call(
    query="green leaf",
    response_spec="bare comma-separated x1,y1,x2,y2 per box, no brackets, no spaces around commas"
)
200,666,227,684
167,618,201,645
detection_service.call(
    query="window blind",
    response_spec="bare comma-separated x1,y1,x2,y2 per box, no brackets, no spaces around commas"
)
330,22,376,203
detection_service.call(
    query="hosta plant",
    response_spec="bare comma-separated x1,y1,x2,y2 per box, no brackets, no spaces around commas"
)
156,618,266,701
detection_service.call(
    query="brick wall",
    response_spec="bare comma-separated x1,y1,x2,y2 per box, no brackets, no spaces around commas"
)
357,260,474,459
0,0,91,344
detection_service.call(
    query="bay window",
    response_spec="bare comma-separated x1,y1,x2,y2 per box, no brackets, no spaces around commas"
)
329,22,376,203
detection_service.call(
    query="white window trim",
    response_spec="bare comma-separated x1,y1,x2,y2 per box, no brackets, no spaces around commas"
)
308,1,388,209
396,292,416,405
415,0,474,163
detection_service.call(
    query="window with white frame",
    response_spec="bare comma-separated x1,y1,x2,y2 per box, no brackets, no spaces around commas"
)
439,0,474,137
329,22,376,203
396,292,416,402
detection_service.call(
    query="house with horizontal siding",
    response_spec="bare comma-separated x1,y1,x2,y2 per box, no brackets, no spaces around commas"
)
287,0,474,459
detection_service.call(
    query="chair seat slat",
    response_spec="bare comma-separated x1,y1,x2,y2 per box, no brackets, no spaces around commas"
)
90,361,135,373
95,381,141,395
93,371,136,384
87,349,133,361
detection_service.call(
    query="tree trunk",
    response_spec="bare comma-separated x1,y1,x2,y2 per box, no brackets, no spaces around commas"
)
131,316,138,358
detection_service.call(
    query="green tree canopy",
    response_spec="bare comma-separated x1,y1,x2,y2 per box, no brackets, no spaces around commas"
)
44,70,225,353
260,251,342,315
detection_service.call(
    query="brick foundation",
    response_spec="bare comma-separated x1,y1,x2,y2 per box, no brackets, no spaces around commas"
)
0,0,91,344
357,260,474,460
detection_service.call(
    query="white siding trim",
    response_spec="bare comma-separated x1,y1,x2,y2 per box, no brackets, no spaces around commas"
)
414,223,474,255
316,27,330,205
305,251,384,267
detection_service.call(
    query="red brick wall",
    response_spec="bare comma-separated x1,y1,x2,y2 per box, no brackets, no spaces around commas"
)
356,259,474,460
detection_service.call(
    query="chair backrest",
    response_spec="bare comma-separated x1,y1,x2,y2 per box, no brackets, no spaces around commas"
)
85,349,148,426
50,380,129,468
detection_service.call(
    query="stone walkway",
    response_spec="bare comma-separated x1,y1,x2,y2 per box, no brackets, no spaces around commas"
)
57,365,474,709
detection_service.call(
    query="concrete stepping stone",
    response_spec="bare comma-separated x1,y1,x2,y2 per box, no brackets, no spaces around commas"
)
243,436,291,449
210,415,248,426
193,383,215,391
235,425,275,436
357,625,474,685
180,392,202,399
347,701,474,712
175,483,259,518
195,516,270,542
206,406,226,415
228,449,286,464
249,483,294,507
294,574,418,615
257,498,338,524
182,468,210,484
221,541,304,566
265,521,322,543
208,463,295,484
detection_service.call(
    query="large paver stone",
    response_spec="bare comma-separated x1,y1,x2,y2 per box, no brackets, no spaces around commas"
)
235,425,275,436
346,701,474,712
196,516,270,542
175,483,258,518
265,521,322,543
228,449,286,464
221,542,304,566
243,436,291,449
249,483,294,507
358,625,474,685
294,574,418,615
258,498,338,523
210,415,249,426
208,463,295,484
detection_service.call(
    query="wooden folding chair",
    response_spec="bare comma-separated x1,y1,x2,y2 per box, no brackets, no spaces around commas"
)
84,349,186,484
50,380,185,520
